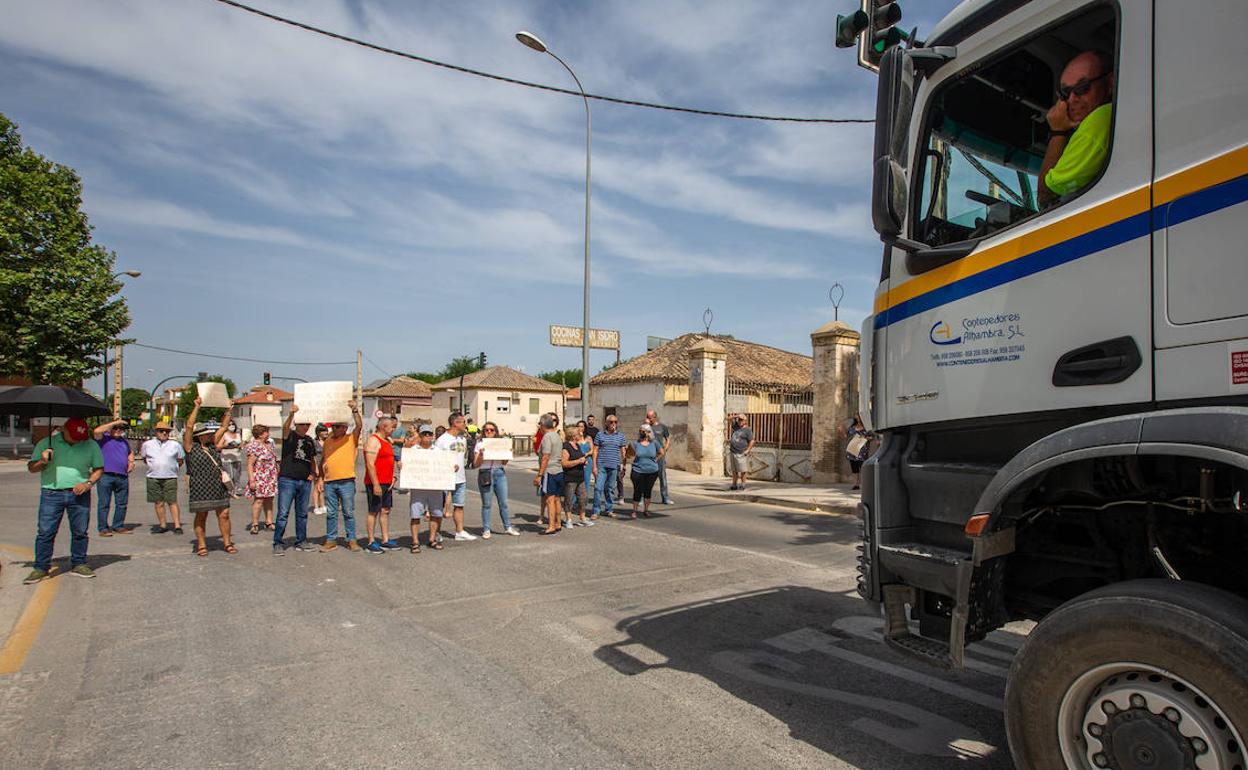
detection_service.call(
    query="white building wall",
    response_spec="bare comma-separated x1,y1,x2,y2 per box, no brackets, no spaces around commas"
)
589,380,689,470
431,389,562,437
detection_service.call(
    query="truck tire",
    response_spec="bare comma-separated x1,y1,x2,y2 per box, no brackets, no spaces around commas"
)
1005,579,1248,769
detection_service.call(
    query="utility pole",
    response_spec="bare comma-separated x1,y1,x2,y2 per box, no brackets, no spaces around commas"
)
356,350,363,409
113,344,123,417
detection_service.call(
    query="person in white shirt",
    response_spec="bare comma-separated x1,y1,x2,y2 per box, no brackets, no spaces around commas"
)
433,413,475,541
140,422,186,534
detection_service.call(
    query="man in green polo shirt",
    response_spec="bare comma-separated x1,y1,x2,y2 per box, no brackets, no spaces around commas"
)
25,418,104,583
1039,50,1114,206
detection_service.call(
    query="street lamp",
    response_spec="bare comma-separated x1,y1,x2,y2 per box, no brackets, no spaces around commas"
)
104,270,141,413
516,29,593,421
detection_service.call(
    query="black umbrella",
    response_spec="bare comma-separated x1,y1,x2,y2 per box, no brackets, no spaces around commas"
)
0,385,111,418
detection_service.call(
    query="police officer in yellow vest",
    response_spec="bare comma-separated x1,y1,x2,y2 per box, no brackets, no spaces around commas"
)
1039,50,1114,206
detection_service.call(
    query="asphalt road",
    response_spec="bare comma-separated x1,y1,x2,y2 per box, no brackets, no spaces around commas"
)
0,461,1022,769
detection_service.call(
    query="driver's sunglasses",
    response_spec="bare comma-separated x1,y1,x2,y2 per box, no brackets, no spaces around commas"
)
1058,71,1109,101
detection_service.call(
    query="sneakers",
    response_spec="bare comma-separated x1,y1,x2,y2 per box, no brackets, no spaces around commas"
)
294,541,317,552
379,540,401,551
365,542,384,554
173,527,184,535
69,564,96,579
452,530,477,541
273,543,286,556
313,507,325,516
728,484,739,491
24,568,48,584
582,519,596,527
112,526,132,535
504,527,521,536
481,530,492,540
662,499,675,505
347,540,362,552
319,540,338,552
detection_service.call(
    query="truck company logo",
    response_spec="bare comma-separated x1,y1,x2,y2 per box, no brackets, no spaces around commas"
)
929,321,962,346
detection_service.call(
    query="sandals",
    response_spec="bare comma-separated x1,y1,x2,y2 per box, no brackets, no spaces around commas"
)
429,540,444,550
223,543,238,554
248,524,260,535
410,544,421,554
265,523,275,531
195,546,209,557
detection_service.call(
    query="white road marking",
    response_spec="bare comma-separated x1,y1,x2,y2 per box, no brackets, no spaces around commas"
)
711,649,996,758
829,616,1010,679
766,626,1003,712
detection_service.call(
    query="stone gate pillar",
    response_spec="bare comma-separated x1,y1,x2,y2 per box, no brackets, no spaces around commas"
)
810,321,861,483
686,337,728,476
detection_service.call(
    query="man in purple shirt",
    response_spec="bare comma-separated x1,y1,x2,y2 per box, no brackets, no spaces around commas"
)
93,419,134,536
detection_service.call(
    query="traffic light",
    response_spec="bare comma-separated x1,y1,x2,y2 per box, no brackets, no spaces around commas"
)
263,371,271,386
856,1,912,72
478,352,487,369
835,9,868,48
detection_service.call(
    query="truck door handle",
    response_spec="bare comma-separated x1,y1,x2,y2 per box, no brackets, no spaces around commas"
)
1052,336,1142,387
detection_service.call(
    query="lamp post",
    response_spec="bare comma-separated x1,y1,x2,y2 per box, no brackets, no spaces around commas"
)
516,30,592,420
104,270,141,413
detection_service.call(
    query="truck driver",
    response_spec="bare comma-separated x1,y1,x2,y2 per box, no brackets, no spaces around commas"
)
1038,50,1114,206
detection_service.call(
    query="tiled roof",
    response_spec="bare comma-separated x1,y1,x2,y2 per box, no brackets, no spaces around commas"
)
234,386,294,404
565,387,581,401
432,366,563,393
363,376,433,398
590,333,812,390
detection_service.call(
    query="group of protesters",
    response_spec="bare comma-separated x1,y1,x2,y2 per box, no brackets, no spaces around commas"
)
21,394,676,583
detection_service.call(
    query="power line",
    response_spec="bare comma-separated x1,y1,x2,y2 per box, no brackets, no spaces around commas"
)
363,352,394,380
131,342,355,366
213,0,872,125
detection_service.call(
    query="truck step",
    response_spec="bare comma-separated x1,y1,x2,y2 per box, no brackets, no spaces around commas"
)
877,542,970,599
881,584,958,669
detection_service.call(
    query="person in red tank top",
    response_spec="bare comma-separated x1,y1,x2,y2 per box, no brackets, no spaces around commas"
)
363,416,398,553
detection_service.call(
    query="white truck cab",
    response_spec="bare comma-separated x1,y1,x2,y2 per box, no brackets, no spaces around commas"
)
855,0,1248,766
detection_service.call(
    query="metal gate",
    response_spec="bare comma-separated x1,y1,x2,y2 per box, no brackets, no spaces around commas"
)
726,382,813,482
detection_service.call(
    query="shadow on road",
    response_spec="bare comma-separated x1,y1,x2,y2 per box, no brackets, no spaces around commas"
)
759,509,862,547
594,585,1016,768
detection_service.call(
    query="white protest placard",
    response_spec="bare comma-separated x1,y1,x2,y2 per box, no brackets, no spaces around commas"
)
251,405,283,429
293,381,353,426
398,447,458,491
196,382,230,408
481,437,513,461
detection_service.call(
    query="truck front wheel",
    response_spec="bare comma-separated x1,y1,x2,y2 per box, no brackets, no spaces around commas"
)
1005,579,1248,769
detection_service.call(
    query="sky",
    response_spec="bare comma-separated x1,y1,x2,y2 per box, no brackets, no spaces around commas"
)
2,0,961,397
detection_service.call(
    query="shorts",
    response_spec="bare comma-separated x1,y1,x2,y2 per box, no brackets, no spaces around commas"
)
728,452,749,475
146,477,178,504
367,483,394,513
409,490,446,519
540,472,565,498
450,481,466,508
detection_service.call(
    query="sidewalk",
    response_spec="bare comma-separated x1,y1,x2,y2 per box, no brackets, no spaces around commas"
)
509,456,860,516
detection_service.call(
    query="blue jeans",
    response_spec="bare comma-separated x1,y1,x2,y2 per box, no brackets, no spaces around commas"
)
478,467,511,531
96,473,129,532
275,476,311,545
658,457,670,503
323,479,356,541
35,488,90,571
594,466,620,514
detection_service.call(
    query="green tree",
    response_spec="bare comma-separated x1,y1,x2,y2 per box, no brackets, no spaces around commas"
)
120,387,149,420
405,371,442,384
538,368,582,389
439,355,482,381
0,113,131,384
176,375,236,423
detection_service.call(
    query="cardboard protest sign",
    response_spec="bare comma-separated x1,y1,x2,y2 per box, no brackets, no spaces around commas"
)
196,382,230,408
293,381,353,426
481,437,513,461
398,447,458,491
251,405,283,429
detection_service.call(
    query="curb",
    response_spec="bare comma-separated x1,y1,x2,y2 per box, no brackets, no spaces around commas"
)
696,491,858,516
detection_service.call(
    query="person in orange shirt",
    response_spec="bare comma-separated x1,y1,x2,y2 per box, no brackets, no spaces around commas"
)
319,401,363,552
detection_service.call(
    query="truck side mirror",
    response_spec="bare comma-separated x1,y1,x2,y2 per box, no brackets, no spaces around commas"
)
871,45,955,251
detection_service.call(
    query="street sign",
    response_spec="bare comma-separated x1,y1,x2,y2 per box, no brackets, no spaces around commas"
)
549,325,620,350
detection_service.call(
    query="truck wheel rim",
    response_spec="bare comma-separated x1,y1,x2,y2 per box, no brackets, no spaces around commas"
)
1058,662,1244,769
